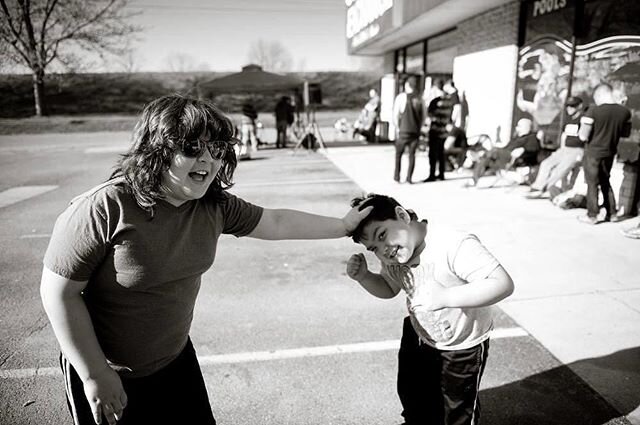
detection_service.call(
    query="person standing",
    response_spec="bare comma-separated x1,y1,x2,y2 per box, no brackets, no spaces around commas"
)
345,193,514,425
239,101,258,158
40,94,372,425
425,79,461,181
614,129,639,222
392,76,426,184
577,83,632,224
526,96,585,199
274,96,294,149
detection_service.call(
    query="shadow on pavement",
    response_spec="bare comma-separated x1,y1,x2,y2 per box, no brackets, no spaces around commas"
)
482,346,640,425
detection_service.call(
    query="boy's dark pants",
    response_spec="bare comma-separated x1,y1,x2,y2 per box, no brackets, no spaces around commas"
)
60,338,216,425
398,317,489,425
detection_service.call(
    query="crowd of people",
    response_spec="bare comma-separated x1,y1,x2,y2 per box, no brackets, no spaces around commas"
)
389,76,637,238
37,79,636,425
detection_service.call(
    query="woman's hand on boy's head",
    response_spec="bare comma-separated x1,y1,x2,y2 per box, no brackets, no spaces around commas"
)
342,205,373,235
346,253,369,282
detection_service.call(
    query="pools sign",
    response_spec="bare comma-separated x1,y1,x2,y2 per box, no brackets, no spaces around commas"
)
531,0,568,17
346,0,394,52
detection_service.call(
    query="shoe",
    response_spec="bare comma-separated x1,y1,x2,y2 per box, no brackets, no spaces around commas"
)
525,190,544,199
394,176,400,183
611,214,635,223
423,176,436,182
548,186,562,200
621,225,640,239
577,214,600,225
437,175,445,181
406,178,414,184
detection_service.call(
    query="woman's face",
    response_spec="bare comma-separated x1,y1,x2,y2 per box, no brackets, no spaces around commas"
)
160,130,225,206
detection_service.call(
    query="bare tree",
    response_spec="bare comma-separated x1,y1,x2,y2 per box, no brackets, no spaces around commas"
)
117,42,140,73
0,0,138,115
247,39,293,73
164,52,195,73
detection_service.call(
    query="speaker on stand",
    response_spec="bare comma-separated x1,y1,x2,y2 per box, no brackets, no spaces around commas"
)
293,81,326,154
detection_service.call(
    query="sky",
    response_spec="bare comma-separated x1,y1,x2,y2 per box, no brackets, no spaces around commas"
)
121,0,371,72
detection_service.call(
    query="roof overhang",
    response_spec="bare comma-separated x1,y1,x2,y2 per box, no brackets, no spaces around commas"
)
350,0,516,55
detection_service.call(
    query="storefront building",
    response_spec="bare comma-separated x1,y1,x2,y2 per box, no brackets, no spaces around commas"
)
346,0,640,146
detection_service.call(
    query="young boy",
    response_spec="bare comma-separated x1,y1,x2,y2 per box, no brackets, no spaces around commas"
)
346,194,514,425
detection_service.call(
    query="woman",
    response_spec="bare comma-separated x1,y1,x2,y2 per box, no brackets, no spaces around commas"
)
40,94,370,425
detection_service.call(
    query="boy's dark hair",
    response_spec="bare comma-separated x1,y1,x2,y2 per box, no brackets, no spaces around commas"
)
350,193,418,243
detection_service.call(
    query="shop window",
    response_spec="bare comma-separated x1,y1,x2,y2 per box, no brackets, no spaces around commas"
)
405,41,425,75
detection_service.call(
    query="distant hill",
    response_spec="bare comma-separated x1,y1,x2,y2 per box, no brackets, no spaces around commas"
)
0,71,383,118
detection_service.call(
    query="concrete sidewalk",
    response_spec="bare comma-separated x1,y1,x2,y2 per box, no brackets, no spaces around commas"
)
323,143,640,424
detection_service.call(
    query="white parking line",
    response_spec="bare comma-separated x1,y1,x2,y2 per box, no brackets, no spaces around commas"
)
0,327,528,379
84,145,129,154
0,185,58,209
19,233,52,239
236,178,352,188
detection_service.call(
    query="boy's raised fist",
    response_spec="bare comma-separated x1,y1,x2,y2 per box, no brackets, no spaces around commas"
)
346,253,368,282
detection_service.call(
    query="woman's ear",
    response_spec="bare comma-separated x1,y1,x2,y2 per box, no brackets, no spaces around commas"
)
395,206,411,224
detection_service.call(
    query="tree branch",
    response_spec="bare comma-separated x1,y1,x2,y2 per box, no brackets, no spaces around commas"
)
0,0,33,65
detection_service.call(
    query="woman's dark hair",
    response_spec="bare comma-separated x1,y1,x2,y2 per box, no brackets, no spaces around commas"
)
111,94,238,215
349,193,418,243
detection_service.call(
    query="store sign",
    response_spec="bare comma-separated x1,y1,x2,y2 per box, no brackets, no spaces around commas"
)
531,0,568,17
346,0,393,46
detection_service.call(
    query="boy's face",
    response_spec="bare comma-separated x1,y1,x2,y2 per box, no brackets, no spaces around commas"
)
359,213,416,265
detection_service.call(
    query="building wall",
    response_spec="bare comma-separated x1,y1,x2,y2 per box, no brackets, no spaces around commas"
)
457,1,520,56
453,1,520,143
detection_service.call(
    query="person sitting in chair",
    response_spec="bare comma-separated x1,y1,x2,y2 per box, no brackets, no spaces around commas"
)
526,96,585,199
469,118,540,187
443,122,468,171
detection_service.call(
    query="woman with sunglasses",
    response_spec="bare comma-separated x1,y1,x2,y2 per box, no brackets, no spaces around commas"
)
40,94,371,425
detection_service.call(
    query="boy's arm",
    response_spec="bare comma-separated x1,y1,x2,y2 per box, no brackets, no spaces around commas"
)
346,253,401,299
426,235,514,310
40,267,126,425
247,206,371,240
436,265,514,309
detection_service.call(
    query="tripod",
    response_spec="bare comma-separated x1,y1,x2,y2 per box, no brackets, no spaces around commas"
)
292,104,326,154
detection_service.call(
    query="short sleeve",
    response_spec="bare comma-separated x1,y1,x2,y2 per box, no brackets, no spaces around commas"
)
221,192,264,237
450,234,500,283
581,107,595,125
43,197,109,281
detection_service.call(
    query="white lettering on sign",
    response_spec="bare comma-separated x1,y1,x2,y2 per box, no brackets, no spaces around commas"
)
351,23,381,48
532,0,567,17
346,0,393,39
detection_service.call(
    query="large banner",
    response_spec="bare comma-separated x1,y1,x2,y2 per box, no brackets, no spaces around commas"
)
513,0,640,146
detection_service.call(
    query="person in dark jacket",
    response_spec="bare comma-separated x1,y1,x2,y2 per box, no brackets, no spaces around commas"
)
274,96,294,148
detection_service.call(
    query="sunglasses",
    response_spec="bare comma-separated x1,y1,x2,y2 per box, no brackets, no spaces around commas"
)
181,139,228,160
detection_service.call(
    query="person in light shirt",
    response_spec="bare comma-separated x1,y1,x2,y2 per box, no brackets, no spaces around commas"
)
346,193,514,425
